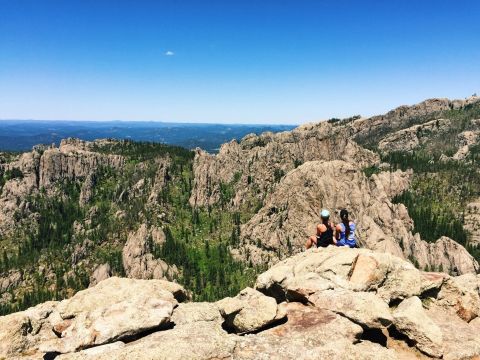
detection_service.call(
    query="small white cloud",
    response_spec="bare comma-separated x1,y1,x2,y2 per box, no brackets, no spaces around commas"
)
165,51,175,56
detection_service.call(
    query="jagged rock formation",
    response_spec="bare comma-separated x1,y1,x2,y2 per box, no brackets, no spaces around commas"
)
465,199,480,245
38,139,124,189
122,224,177,281
189,122,378,208
217,287,286,334
1,247,480,359
147,158,171,204
188,96,480,275
0,138,186,313
351,96,480,146
88,264,111,287
378,118,453,153
235,160,478,274
453,125,480,160
0,138,124,236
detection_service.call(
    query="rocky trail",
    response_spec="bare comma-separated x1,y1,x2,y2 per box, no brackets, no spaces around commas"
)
2,246,480,360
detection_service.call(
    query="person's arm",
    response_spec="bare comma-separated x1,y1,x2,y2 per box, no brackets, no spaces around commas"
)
332,222,338,245
305,235,317,249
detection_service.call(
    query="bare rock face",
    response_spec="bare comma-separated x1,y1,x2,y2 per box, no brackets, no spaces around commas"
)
42,295,174,354
189,121,379,208
122,224,177,280
0,270,22,293
309,289,393,329
58,317,238,360
88,263,111,287
238,160,408,265
0,150,42,235
148,158,171,204
1,277,185,357
254,247,480,359
55,277,180,319
39,138,124,189
231,302,389,360
79,173,96,207
0,301,59,359
378,118,452,153
171,302,223,326
352,96,480,145
392,296,443,357
256,247,426,304
186,96,480,279
406,236,479,275
453,126,480,160
464,198,480,245
217,287,286,334
238,159,477,275
4,247,479,359
0,139,124,237
436,273,480,322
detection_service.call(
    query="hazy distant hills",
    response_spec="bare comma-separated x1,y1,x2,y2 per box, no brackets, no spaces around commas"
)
0,120,295,153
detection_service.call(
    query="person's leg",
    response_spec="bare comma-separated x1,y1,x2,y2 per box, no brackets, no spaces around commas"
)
305,235,317,249
336,239,347,247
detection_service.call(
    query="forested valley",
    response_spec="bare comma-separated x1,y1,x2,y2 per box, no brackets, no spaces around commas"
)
0,141,262,315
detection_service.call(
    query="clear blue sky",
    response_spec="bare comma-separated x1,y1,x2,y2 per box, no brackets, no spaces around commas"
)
0,1,479,124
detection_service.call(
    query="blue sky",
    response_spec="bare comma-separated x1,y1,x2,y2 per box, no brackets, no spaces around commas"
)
0,1,479,124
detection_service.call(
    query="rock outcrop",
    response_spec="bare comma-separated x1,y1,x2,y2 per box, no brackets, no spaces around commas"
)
187,96,480,277
122,224,177,280
453,126,480,160
464,198,480,245
217,287,286,334
0,138,124,236
39,138,124,189
2,247,479,359
2,96,480,351
378,118,452,153
189,122,379,208
237,160,478,274
392,296,443,358
352,96,480,146
88,264,111,287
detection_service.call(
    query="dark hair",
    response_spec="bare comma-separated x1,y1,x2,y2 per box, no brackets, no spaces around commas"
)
340,209,350,238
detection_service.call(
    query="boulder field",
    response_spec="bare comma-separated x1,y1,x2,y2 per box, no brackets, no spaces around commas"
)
1,246,480,360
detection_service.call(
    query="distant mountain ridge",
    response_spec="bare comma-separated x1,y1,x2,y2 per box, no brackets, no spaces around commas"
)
0,120,295,153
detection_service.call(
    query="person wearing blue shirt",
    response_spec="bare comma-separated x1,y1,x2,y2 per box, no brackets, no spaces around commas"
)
335,209,357,248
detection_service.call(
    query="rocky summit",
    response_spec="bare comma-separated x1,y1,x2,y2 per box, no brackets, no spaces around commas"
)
2,246,480,360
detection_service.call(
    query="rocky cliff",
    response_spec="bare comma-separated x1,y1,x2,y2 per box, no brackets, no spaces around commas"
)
0,138,124,236
0,139,189,314
2,247,480,360
351,95,480,148
236,160,478,275
188,97,480,275
189,121,378,208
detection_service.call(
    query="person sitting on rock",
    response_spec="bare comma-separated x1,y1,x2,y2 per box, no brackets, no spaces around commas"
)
335,209,357,248
305,209,336,249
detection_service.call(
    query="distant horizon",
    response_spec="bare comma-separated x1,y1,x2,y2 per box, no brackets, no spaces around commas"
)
1,1,479,124
0,118,299,126
0,120,295,152
1,93,478,126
